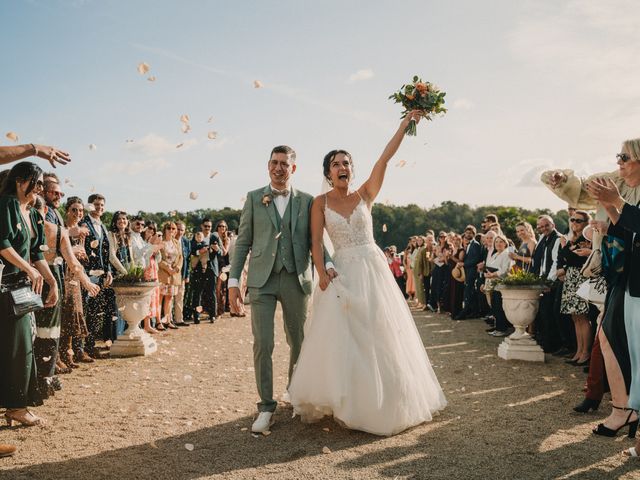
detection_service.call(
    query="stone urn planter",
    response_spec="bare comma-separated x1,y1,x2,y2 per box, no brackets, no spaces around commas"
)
110,281,158,357
495,284,547,362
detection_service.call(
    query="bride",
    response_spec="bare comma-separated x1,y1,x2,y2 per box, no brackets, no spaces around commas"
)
288,111,447,436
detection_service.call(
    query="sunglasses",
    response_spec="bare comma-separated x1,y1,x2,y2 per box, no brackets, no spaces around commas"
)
203,224,212,229
617,153,633,163
48,191,65,198
217,225,227,229
570,218,587,224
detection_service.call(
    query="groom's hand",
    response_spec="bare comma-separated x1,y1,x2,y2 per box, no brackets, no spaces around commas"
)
229,287,241,311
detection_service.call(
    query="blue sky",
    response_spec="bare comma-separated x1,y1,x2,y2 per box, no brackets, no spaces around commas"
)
3,0,640,213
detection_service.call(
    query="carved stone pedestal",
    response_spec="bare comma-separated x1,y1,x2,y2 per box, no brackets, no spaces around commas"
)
110,282,158,358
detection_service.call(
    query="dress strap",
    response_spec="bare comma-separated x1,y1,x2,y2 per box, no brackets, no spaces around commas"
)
324,193,328,210
354,189,364,202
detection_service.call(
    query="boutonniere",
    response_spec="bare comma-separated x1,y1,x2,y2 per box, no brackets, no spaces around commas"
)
262,194,273,207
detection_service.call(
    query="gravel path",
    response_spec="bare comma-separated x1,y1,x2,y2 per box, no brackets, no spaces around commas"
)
1,306,639,480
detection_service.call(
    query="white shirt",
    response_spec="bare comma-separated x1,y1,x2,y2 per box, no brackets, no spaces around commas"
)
540,235,561,281
486,249,513,277
90,215,103,239
130,231,153,268
272,187,291,218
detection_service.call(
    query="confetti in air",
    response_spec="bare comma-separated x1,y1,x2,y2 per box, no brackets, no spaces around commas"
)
209,171,219,179
382,224,388,232
137,62,150,75
253,80,263,88
395,160,407,168
39,245,50,252
207,116,214,123
147,76,156,82
89,144,97,151
184,443,194,451
90,240,99,248
6,132,19,142
189,191,199,200
207,131,217,140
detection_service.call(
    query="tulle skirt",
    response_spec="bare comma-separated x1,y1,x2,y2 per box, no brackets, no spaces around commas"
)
289,243,447,436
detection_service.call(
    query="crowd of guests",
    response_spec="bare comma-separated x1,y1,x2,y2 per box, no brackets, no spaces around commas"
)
0,146,245,453
385,137,640,458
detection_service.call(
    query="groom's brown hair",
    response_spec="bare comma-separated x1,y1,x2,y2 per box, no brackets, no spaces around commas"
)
270,145,296,162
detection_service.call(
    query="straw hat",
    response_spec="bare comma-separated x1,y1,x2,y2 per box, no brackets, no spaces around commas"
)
452,265,465,283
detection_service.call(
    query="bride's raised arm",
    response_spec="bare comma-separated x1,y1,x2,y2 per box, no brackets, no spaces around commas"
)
360,110,422,204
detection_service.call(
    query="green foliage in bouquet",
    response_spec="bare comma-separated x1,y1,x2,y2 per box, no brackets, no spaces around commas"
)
115,263,146,283
389,75,447,135
497,269,552,287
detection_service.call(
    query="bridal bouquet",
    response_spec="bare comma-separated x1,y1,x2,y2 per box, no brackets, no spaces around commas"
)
389,76,447,135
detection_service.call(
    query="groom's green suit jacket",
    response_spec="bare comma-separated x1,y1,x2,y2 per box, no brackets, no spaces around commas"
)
230,185,316,295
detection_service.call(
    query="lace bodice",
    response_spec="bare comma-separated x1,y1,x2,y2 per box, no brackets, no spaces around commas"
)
324,198,375,251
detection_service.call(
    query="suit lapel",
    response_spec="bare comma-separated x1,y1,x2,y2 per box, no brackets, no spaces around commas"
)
290,187,300,235
262,185,279,232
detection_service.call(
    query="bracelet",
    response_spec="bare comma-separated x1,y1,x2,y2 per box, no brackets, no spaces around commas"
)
30,143,38,157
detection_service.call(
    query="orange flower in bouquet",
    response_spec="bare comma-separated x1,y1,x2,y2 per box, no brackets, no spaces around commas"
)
389,76,447,135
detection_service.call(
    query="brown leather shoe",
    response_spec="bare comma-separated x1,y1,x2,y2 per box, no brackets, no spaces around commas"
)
0,444,16,457
76,351,95,363
55,359,72,375
65,352,79,368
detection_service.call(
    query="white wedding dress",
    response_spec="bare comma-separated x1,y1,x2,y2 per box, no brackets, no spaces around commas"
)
288,195,447,436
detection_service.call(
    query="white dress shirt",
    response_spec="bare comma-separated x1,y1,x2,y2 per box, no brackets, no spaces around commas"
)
131,231,153,268
90,215,103,239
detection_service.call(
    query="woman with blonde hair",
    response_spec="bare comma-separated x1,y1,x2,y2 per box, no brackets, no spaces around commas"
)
158,221,183,329
510,221,536,271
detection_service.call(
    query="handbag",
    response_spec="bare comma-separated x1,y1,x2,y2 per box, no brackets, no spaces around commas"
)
0,271,44,317
580,248,603,278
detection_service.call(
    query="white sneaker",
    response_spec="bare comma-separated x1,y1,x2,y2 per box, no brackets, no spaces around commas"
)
251,412,274,433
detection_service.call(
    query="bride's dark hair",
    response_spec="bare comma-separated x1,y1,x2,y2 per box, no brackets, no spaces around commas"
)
322,149,353,185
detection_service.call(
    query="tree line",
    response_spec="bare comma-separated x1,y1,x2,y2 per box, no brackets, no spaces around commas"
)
105,201,568,248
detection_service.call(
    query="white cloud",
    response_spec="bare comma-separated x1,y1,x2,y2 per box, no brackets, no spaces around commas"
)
125,133,197,156
452,98,474,110
102,158,170,176
347,68,374,84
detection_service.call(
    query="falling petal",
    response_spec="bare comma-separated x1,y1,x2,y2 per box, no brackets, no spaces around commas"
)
322,446,332,454
53,257,64,266
89,186,96,193
207,131,217,140
89,269,105,276
39,245,50,252
382,224,388,233
181,124,191,134
189,191,199,200
262,431,271,436
195,306,203,313
169,210,177,217
42,356,51,362
90,240,99,248
5,131,19,142
118,306,125,312
274,232,282,240
180,114,190,124
147,76,156,82
322,428,330,432
125,139,134,143
89,144,97,151
395,160,407,168
67,182,75,188
137,62,150,75
240,427,248,432
176,143,184,149
132,302,139,310
68,280,79,286
207,116,214,123
183,374,192,382
184,443,194,451
86,203,96,212
209,170,218,179
149,441,158,449
253,80,263,89
64,178,72,185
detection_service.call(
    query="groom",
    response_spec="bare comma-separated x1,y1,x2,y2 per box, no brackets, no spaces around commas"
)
229,145,335,433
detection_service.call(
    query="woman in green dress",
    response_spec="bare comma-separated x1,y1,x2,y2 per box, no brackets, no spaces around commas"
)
0,161,59,427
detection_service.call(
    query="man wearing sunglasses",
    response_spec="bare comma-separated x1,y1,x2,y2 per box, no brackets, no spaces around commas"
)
189,218,222,324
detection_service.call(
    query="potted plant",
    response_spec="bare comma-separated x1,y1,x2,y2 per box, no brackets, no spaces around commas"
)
110,264,158,357
494,270,551,362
